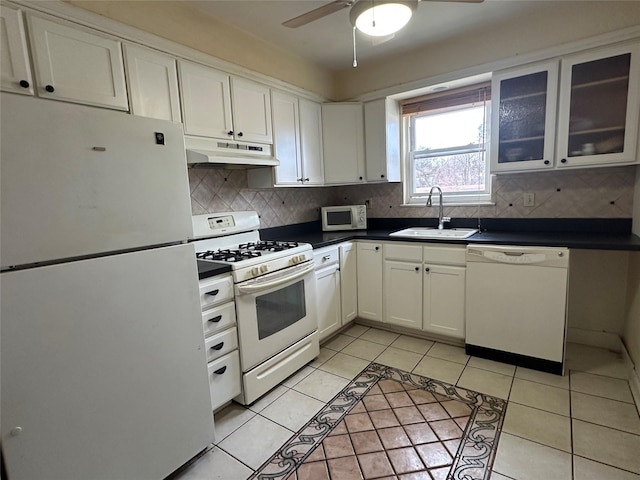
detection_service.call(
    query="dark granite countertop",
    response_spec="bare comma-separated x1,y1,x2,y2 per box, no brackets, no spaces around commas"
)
197,259,232,280
261,218,640,251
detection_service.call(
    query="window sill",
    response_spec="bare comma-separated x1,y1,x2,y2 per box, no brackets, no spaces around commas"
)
402,201,496,207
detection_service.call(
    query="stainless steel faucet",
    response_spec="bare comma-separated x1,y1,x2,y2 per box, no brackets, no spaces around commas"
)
426,186,450,230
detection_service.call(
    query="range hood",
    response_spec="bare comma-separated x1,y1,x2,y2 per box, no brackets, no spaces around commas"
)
185,136,279,167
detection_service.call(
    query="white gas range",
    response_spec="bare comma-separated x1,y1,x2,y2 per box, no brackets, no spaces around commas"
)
192,211,319,405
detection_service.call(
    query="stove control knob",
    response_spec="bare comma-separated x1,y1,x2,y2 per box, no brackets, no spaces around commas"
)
251,267,260,276
291,255,299,264
299,254,306,262
260,265,268,273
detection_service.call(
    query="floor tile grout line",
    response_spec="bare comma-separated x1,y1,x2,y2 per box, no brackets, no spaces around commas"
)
570,387,638,406
212,444,257,473
569,370,575,480
506,399,571,418
499,431,573,455
572,453,640,477
571,416,640,438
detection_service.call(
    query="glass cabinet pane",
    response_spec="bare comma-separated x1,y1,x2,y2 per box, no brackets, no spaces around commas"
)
567,53,630,157
497,71,548,164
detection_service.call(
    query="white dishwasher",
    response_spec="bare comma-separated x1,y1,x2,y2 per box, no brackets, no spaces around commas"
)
465,245,570,375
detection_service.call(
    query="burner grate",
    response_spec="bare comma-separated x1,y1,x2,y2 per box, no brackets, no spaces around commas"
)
196,249,262,262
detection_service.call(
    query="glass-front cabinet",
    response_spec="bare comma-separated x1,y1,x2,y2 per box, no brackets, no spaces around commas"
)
491,42,640,173
491,61,559,172
556,43,640,168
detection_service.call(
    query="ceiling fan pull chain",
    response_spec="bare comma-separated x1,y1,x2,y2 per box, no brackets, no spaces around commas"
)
352,25,358,67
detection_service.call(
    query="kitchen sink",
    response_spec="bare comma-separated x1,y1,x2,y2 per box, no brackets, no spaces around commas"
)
389,227,478,239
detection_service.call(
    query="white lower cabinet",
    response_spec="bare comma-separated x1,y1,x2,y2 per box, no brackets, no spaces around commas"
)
339,242,357,325
383,243,423,329
356,242,383,321
208,351,241,412
314,245,342,341
423,264,466,339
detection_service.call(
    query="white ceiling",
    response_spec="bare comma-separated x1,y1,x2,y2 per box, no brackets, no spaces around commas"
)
189,0,549,71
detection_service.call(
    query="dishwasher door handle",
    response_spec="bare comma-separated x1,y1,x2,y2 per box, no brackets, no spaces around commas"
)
481,250,547,264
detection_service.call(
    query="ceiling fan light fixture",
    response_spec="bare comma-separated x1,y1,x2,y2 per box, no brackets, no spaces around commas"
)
350,1,417,37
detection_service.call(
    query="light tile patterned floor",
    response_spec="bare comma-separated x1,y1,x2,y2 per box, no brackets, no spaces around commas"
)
174,324,640,480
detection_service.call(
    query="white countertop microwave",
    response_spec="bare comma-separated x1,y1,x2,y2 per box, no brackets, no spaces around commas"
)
321,205,367,231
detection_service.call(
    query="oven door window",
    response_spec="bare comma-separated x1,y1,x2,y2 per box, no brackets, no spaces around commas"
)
256,280,306,339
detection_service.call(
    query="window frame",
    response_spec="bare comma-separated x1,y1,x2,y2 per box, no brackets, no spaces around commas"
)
402,89,494,207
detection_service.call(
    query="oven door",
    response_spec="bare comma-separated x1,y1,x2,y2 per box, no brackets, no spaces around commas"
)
234,261,317,371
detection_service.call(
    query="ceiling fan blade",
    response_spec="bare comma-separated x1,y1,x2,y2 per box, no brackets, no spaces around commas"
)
282,1,353,28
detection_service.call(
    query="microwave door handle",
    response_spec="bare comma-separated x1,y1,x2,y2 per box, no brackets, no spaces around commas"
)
237,263,314,294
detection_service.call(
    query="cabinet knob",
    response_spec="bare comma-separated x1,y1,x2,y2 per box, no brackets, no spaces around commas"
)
415,266,419,272
304,178,310,182
297,178,303,182
375,246,380,251
425,267,430,273
227,131,234,136
544,160,550,165
560,158,567,164
381,174,385,178
237,132,243,137
45,84,55,93
213,366,227,375
359,176,363,180
19,80,30,88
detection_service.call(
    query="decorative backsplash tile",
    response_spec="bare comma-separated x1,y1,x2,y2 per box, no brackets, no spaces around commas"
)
189,165,636,227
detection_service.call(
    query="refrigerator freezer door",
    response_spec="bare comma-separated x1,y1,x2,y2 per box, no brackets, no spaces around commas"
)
1,244,214,480
0,93,193,269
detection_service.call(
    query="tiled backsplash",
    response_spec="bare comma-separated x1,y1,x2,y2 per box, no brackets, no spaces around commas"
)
189,165,636,228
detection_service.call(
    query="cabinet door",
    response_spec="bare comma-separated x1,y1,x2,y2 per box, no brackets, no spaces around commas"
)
356,243,382,321
230,77,272,144
322,103,366,184
28,15,128,110
299,98,325,185
179,61,233,139
490,61,559,172
0,6,33,95
316,267,342,341
124,44,181,122
271,90,302,185
384,260,423,329
339,242,357,325
364,98,401,182
423,265,465,339
556,43,640,168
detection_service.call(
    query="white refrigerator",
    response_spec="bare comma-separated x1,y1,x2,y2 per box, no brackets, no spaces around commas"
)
1,94,214,480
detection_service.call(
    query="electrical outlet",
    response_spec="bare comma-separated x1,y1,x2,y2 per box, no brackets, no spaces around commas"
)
523,192,535,207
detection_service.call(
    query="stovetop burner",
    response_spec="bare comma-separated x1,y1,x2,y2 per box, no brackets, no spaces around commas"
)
238,241,300,252
196,249,262,263
195,241,301,263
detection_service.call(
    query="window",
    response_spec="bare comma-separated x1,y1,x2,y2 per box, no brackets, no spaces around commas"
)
403,83,492,205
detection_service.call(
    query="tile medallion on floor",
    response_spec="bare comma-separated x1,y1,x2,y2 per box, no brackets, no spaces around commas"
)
218,415,293,469
502,402,572,452
570,371,634,403
514,366,570,389
323,334,355,351
390,335,435,355
292,368,352,403
573,455,640,480
342,338,388,361
425,343,469,365
509,378,570,416
375,347,423,372
318,352,371,379
359,328,401,345
493,432,572,480
572,419,640,474
457,366,513,399
571,391,640,435
173,446,252,480
260,389,326,432
413,356,465,385
467,356,516,377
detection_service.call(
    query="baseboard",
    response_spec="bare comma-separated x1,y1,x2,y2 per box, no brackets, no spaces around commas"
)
619,340,640,408
566,327,623,351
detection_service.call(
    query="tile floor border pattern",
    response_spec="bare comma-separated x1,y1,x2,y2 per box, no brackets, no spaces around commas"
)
249,362,506,480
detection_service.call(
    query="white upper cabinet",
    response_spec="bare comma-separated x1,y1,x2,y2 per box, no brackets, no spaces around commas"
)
178,61,272,144
124,44,181,122
179,61,233,139
0,6,33,95
364,98,401,182
298,98,324,185
492,42,640,173
322,102,366,184
491,61,559,173
230,77,272,144
27,15,128,110
556,43,640,169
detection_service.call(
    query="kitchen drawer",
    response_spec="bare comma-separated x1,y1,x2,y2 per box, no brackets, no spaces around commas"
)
202,301,236,337
208,350,241,412
199,274,233,310
205,326,238,363
384,243,422,262
423,245,466,266
313,245,339,267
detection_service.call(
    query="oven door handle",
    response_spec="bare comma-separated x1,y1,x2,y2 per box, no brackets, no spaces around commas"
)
237,262,314,294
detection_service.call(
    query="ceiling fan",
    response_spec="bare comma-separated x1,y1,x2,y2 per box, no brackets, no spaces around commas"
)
283,0,484,36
